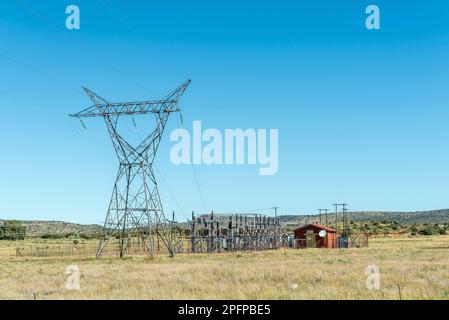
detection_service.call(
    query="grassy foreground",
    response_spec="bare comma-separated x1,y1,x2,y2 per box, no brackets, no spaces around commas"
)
1,236,449,299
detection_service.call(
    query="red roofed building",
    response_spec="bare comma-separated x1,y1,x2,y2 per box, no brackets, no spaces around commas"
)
294,224,337,249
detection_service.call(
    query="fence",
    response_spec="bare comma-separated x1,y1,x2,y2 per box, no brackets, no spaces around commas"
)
0,239,144,260
293,234,369,249
1,235,289,260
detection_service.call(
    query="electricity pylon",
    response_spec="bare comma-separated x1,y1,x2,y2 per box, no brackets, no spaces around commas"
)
70,80,191,258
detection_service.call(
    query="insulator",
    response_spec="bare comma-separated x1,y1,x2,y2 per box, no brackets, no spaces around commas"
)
80,119,87,130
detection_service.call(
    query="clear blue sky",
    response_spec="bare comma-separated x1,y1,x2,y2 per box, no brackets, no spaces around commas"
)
1,0,448,224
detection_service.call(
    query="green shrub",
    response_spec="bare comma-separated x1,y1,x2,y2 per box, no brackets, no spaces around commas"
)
418,228,433,236
0,221,26,240
40,233,64,239
64,233,77,238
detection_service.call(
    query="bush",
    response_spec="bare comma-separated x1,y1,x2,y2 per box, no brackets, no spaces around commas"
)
345,227,353,236
418,228,433,236
40,233,64,239
63,233,77,238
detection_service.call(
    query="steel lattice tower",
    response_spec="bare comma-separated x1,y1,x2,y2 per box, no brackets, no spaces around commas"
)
70,80,191,258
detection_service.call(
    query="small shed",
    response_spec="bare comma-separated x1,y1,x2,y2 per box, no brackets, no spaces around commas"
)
294,224,337,249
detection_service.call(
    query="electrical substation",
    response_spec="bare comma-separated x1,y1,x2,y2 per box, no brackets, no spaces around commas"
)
184,212,282,253
69,80,285,258
67,81,367,259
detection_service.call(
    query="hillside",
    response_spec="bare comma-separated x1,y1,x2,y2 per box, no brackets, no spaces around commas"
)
278,209,449,225
0,220,102,237
2,209,449,238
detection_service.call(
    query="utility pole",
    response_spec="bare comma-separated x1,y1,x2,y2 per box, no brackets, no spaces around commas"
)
191,211,195,253
272,207,280,248
333,203,348,234
341,205,349,237
333,204,338,231
272,207,279,218
318,209,329,226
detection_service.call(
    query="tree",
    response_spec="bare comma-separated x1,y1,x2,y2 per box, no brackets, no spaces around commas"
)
0,221,26,240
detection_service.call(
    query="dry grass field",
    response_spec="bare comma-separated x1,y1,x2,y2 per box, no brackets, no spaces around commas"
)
1,236,449,300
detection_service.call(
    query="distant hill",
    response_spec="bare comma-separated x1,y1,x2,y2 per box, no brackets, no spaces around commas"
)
2,209,449,237
0,220,102,237
279,209,449,225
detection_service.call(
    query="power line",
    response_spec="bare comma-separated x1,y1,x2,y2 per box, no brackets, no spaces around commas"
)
153,165,190,222
93,0,208,216
13,0,198,228
70,118,116,163
191,163,208,213
175,110,208,214
14,0,61,32
128,112,191,223
95,0,146,42
70,114,192,225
